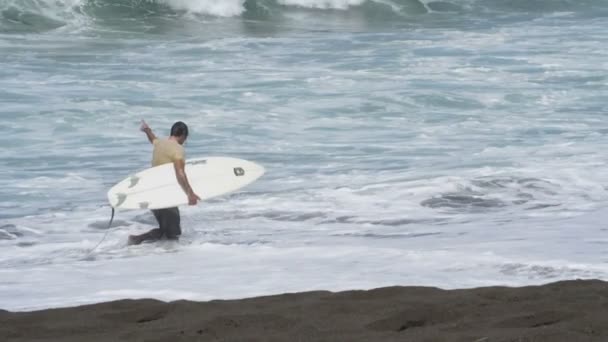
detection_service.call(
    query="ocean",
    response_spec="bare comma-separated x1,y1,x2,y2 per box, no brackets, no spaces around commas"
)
1,0,608,311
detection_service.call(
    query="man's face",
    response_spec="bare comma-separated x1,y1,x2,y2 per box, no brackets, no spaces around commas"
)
177,135,187,145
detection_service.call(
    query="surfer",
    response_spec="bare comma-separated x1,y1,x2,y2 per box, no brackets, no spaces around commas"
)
128,120,201,245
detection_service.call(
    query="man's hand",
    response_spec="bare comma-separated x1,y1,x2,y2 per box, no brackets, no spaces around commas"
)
140,120,156,144
140,120,151,132
188,192,201,206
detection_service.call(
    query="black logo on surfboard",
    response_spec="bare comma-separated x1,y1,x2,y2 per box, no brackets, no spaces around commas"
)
234,167,245,176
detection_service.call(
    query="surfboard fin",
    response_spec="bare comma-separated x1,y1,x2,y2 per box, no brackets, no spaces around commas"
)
115,193,127,208
128,176,140,188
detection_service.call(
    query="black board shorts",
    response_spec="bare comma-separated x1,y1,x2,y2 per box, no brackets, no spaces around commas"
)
152,207,181,239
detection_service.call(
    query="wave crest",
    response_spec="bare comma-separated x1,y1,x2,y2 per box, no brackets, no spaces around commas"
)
1,0,606,34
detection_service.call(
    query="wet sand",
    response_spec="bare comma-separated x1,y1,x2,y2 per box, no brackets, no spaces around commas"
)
2,279,607,342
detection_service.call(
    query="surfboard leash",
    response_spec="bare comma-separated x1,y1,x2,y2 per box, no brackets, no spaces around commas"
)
86,207,116,256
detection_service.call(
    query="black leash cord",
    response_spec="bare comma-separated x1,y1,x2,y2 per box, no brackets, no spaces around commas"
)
87,207,115,256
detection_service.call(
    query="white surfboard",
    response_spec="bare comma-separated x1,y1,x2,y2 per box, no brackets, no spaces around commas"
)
107,157,265,210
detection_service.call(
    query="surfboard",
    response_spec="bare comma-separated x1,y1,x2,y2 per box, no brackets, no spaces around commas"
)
107,157,265,210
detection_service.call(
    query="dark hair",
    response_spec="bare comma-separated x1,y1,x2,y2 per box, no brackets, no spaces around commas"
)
170,121,189,138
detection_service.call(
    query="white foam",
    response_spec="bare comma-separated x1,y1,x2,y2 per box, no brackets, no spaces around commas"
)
159,0,370,14
3,218,607,311
157,0,247,17
278,0,366,10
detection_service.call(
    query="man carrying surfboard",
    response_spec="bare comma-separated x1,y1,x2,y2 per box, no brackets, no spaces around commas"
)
127,120,201,245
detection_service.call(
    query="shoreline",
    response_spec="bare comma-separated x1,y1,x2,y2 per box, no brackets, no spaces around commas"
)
3,279,607,341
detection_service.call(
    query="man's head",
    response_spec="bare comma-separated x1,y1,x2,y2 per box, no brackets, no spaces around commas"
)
170,121,189,145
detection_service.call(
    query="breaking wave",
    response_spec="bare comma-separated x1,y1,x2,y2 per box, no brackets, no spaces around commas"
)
1,0,607,33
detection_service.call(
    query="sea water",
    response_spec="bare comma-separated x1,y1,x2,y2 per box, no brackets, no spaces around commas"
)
1,0,608,311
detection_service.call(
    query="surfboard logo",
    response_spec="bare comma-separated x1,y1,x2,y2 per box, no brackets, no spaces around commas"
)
234,167,245,176
187,159,207,166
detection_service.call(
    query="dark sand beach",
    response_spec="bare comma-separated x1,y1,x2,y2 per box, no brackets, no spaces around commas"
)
2,279,607,342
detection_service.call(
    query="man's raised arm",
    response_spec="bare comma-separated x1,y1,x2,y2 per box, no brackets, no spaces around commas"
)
140,120,157,144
